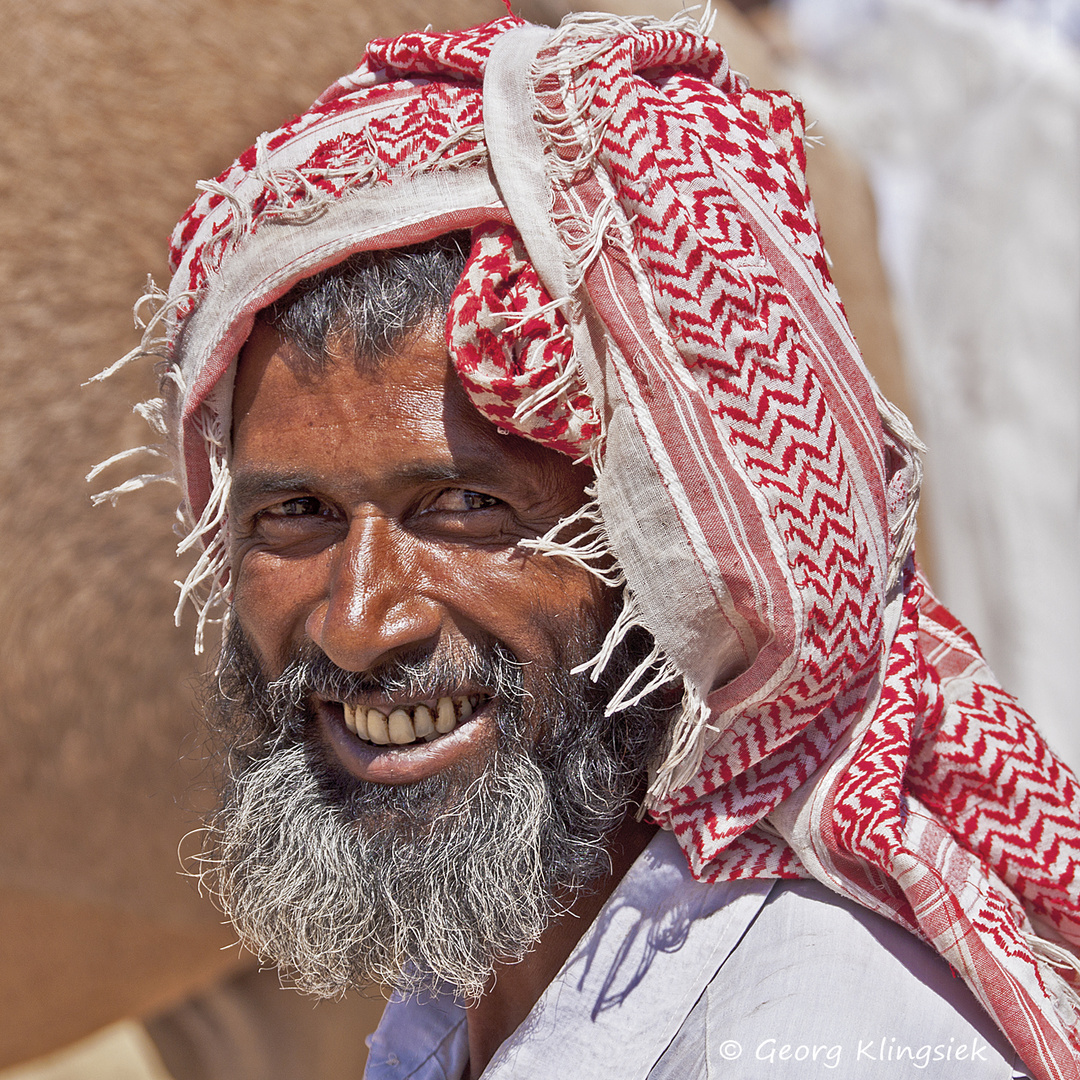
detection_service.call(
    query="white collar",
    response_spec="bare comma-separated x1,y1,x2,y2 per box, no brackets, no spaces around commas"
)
364,829,775,1080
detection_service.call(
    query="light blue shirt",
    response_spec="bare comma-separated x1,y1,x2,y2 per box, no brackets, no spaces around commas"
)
364,830,1030,1078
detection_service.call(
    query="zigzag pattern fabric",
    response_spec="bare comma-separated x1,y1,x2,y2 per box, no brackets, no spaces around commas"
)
150,14,1079,1076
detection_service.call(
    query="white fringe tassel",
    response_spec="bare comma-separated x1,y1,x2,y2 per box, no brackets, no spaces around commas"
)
645,684,713,810
519,491,624,588
1020,930,1080,1029
874,386,927,591
84,280,194,386
173,406,233,654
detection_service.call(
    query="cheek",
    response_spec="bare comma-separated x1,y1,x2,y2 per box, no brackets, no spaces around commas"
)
228,537,611,674
230,548,334,674
429,546,612,656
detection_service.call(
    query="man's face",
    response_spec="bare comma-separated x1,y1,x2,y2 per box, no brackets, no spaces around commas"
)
211,316,671,1000
229,319,605,787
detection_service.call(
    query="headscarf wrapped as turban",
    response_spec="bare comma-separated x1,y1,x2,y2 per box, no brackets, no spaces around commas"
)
101,13,1080,1076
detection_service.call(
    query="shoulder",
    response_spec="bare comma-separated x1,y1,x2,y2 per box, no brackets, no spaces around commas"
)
650,879,1031,1079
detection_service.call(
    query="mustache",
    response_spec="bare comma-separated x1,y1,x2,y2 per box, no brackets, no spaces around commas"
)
262,636,527,715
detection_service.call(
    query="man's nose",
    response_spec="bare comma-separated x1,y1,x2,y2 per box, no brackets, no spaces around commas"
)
305,514,442,673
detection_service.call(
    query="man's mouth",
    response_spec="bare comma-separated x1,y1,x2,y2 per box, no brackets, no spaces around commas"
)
340,695,488,746
314,688,500,785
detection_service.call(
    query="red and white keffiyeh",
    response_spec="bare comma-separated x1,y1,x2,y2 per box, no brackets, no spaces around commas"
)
101,12,1080,1076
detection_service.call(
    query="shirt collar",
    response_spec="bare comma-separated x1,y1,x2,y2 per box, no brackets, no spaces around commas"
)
364,829,775,1080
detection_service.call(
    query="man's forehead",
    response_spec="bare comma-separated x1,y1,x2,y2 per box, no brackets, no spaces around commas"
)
229,316,590,505
233,319,469,458
232,316,451,421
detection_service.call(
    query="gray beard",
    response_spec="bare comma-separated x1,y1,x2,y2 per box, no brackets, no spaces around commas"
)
200,618,672,1001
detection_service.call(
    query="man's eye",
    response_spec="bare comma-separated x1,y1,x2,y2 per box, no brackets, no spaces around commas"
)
428,489,502,513
268,496,325,517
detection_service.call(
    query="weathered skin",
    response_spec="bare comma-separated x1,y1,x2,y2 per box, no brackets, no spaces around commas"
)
0,0,909,1072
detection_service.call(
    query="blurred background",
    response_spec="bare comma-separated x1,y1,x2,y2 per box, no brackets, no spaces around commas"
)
1,0,1075,1076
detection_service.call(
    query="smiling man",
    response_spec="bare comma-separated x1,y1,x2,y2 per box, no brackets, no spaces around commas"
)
216,244,668,1028
104,12,1080,1080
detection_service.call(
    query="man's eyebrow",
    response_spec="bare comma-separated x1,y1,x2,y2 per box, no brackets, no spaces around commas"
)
228,460,501,506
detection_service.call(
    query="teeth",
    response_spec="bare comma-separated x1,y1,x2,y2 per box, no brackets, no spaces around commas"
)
388,708,415,745
343,704,370,739
366,709,390,745
436,696,457,733
342,696,481,745
354,707,369,740
413,704,435,740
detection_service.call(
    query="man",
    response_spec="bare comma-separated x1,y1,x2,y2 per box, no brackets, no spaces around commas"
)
101,11,1079,1078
